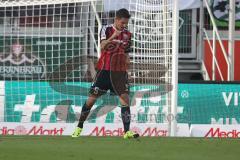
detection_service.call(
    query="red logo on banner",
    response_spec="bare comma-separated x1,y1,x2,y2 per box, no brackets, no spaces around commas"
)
90,127,124,136
89,126,168,137
142,127,168,136
205,128,240,138
0,126,64,136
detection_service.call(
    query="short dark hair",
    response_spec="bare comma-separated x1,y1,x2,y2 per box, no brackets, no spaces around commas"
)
116,8,131,19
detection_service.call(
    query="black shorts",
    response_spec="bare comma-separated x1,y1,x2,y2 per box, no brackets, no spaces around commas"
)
89,70,129,96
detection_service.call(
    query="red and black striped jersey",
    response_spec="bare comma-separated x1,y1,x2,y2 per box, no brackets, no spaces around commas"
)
96,24,131,71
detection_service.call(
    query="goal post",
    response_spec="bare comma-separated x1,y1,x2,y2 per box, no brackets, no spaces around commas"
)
0,0,180,136
171,0,179,136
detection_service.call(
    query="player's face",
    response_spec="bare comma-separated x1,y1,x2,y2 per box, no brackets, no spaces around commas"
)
115,17,129,31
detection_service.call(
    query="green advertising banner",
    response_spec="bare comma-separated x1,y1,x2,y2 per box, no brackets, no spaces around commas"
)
178,83,240,124
0,36,82,80
3,82,240,125
4,81,167,123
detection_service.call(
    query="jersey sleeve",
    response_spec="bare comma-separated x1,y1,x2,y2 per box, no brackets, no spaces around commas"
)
99,26,107,41
125,33,133,53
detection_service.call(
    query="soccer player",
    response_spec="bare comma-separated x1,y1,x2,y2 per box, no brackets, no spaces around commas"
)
72,8,139,139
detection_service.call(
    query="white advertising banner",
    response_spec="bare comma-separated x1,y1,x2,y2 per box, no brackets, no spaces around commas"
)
0,122,190,137
190,125,240,138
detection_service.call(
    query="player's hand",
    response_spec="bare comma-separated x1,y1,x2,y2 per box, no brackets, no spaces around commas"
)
101,29,121,51
111,30,121,39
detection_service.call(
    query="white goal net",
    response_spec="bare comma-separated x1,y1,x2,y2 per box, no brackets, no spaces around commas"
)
0,0,180,136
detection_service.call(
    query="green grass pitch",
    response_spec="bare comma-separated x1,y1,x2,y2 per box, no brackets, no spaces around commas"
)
0,136,239,160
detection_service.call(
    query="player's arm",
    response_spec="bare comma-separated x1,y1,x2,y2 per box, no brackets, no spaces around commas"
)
125,53,130,68
125,34,132,70
100,29,121,50
124,36,132,53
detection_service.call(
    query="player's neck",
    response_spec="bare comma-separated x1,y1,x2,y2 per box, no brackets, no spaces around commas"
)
113,24,122,31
